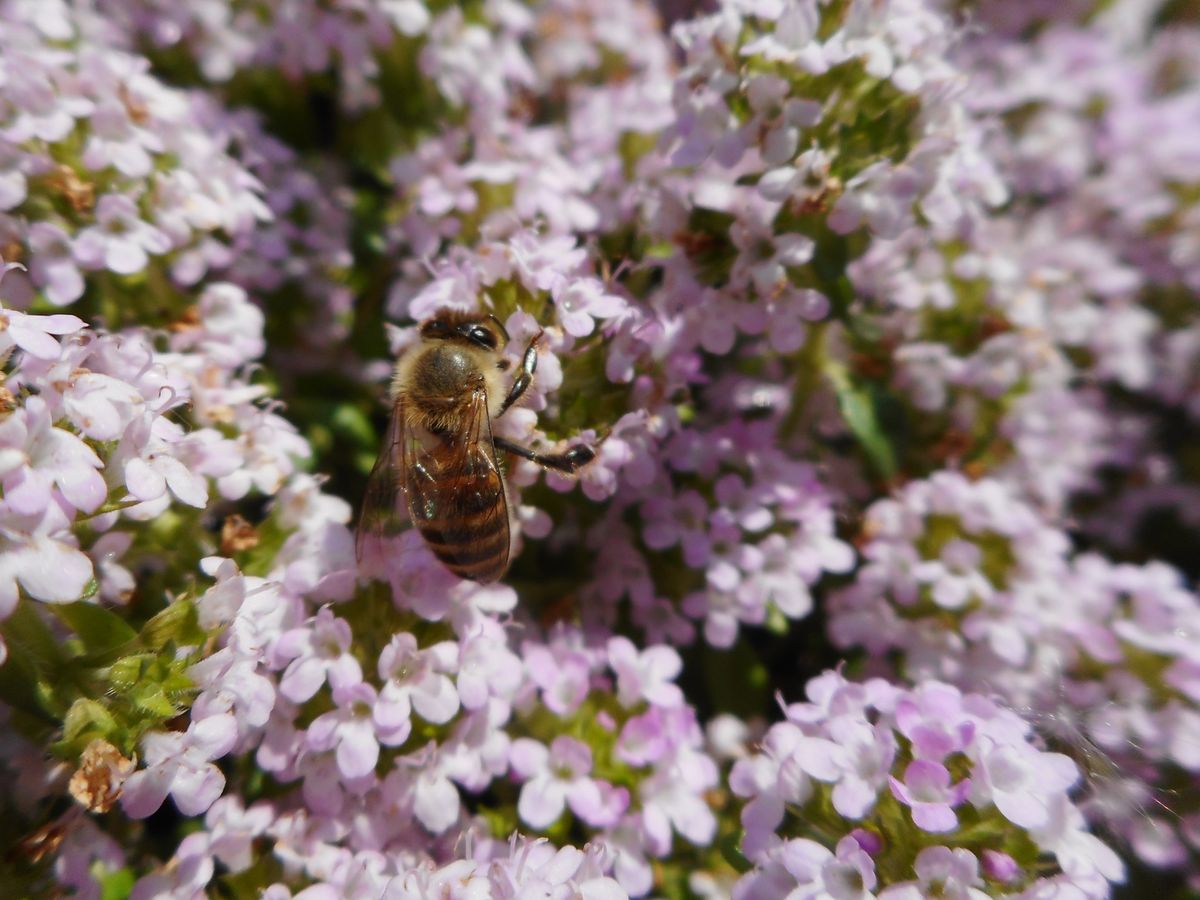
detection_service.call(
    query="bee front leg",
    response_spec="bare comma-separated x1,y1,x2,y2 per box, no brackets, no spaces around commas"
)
493,435,595,474
497,330,543,417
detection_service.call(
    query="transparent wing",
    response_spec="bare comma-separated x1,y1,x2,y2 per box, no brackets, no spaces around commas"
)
356,400,412,561
405,388,510,582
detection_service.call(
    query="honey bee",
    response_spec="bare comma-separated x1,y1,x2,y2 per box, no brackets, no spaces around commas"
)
357,309,596,583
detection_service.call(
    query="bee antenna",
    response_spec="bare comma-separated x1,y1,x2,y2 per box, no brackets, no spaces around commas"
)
487,313,510,344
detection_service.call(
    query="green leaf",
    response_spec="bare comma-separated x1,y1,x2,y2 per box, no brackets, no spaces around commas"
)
131,685,178,718
0,601,68,719
51,602,137,662
108,654,150,693
764,604,789,634
98,866,136,900
139,597,202,651
62,698,118,742
56,697,123,756
719,832,753,874
617,130,658,180
0,599,67,672
825,361,897,480
330,402,378,449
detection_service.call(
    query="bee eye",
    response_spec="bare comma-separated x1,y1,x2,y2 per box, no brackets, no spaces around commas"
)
467,326,497,349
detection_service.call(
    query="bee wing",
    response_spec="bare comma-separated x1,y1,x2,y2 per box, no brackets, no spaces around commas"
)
405,388,511,583
356,400,413,561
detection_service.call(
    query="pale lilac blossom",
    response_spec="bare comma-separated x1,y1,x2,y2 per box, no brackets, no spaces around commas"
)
512,736,609,830
374,633,460,743
306,682,387,779
0,499,93,615
0,395,105,515
122,715,237,818
74,193,172,276
272,607,363,704
607,637,683,709
0,302,83,359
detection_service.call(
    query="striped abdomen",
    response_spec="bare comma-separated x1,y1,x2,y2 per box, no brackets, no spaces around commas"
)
407,443,511,584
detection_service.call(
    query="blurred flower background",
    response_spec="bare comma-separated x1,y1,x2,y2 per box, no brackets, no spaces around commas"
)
0,0,1198,897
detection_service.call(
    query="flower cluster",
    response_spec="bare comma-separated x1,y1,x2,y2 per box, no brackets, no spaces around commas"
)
0,0,1196,897
85,565,714,898
0,274,311,642
0,7,269,317
731,671,1124,898
829,472,1200,875
93,0,433,110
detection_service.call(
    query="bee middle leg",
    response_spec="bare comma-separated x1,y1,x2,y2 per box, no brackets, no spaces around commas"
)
493,435,595,474
497,330,543,417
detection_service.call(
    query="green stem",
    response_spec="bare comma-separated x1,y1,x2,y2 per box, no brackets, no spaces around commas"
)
780,321,829,441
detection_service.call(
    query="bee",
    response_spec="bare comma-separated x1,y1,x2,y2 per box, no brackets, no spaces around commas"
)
357,309,596,584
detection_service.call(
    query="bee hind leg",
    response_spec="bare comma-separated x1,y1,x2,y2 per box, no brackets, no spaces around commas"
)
493,435,594,474
497,330,543,417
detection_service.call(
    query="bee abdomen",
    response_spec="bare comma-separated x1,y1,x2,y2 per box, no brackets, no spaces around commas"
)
418,510,509,583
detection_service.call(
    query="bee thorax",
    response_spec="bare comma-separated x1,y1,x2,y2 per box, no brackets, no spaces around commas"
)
407,345,486,410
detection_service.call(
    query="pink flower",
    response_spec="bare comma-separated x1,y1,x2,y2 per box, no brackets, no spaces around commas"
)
730,224,814,295
638,742,719,851
0,144,28,211
88,531,135,604
511,736,609,829
389,745,464,835
170,282,265,369
0,500,93,620
53,820,125,900
74,193,171,276
27,222,84,306
827,718,896,819
81,99,164,178
732,839,835,900
122,715,237,818
888,759,971,833
0,301,84,360
272,607,363,703
553,277,627,337
373,633,460,744
306,682,386,779
1032,801,1127,888
980,850,1020,884
204,797,275,874
489,840,624,900
823,835,879,900
877,846,988,900
977,743,1078,830
128,832,214,900
616,707,674,767
522,640,592,716
641,489,711,566
456,619,522,710
122,439,209,511
0,395,105,515
894,682,976,761
190,648,276,735
62,371,144,443
607,636,683,708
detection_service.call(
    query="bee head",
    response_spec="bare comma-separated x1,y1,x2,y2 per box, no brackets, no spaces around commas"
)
420,311,504,352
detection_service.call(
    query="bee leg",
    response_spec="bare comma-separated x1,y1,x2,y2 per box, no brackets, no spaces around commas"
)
497,330,543,417
492,436,595,474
